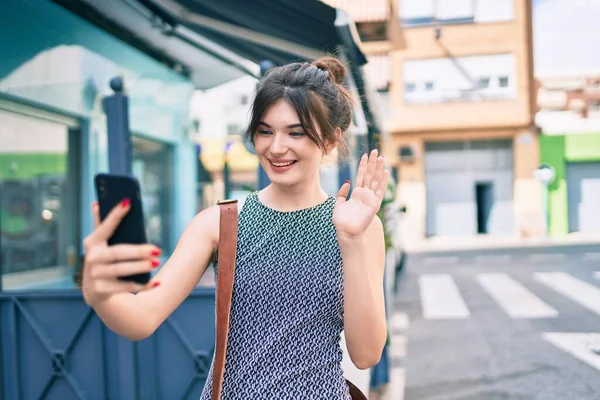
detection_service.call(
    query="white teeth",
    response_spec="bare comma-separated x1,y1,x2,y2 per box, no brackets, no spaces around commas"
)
272,161,295,167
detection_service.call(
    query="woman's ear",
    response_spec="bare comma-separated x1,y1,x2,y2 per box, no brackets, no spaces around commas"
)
324,127,342,155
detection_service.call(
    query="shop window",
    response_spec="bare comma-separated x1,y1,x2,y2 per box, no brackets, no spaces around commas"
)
0,109,80,290
132,136,173,253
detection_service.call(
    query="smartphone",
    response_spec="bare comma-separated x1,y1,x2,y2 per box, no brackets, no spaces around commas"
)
94,173,150,284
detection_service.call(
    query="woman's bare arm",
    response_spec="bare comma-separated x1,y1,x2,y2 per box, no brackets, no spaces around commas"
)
88,205,220,341
340,216,387,369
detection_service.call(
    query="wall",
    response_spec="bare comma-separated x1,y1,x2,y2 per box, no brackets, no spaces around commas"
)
387,0,534,133
390,127,542,242
541,133,600,236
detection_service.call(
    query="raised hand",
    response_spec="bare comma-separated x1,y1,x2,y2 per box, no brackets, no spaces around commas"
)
81,200,160,307
333,149,390,240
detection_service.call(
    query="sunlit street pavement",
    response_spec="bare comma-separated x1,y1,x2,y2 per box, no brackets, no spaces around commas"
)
393,244,600,400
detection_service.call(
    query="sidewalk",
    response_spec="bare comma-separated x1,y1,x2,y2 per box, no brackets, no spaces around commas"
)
405,233,600,254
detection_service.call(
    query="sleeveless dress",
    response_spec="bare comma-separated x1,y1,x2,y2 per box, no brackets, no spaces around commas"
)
199,191,351,399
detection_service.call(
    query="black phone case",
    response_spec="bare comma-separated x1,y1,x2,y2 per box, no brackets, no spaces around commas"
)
94,173,150,284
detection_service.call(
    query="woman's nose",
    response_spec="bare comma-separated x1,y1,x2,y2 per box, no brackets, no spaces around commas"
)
269,133,287,154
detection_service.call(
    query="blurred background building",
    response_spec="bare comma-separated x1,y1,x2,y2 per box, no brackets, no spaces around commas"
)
0,1,599,398
0,0,598,302
327,0,540,247
534,0,600,236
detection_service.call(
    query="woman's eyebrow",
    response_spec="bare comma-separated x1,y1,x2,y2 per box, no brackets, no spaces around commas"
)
257,121,303,129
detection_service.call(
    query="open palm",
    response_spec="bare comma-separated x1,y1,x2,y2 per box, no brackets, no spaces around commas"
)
333,149,390,239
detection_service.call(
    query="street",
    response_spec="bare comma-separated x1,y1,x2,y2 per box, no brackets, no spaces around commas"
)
392,244,600,400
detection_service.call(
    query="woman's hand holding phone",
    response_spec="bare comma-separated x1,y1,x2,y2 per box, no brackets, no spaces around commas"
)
82,199,161,308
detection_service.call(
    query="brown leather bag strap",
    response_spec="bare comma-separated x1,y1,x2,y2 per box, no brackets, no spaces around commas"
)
212,199,239,400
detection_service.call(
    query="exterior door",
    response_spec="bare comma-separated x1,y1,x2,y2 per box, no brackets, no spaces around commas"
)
566,162,600,233
425,139,514,237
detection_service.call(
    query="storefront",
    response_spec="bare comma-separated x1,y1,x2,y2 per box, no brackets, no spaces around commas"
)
541,133,600,235
0,0,204,290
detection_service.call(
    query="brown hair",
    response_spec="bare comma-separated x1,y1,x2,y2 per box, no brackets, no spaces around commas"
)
246,56,354,159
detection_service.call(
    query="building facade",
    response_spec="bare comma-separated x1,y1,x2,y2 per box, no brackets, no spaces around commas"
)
328,0,541,245
0,0,205,290
537,75,600,236
533,0,600,237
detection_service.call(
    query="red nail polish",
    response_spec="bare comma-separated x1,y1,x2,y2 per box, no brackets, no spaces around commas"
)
345,180,350,185
151,249,161,257
151,259,161,267
152,282,160,288
121,198,130,208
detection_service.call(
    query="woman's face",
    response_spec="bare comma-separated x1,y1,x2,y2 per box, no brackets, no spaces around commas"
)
253,99,325,187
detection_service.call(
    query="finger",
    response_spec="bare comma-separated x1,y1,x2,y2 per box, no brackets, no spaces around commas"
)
87,244,161,265
93,259,160,279
354,154,368,187
336,180,351,205
363,149,378,189
370,156,385,192
94,198,131,241
92,202,100,229
105,243,161,263
375,170,391,200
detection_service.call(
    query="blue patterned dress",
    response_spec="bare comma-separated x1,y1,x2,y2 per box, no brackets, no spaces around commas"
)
199,191,351,399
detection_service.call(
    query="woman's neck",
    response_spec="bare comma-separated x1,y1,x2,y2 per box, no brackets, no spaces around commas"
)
259,180,328,212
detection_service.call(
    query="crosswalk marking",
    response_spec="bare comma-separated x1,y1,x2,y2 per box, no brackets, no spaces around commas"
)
419,274,470,319
543,333,600,372
390,335,407,359
388,367,405,400
534,272,600,316
390,312,410,332
477,273,558,318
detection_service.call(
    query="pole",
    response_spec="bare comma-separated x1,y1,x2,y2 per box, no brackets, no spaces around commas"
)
543,182,549,236
0,186,3,292
223,156,231,199
103,77,132,175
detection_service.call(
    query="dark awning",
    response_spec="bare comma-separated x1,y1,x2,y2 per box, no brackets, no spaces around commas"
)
136,0,368,67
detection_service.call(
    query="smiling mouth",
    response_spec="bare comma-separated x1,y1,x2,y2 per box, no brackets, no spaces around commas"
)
269,160,297,167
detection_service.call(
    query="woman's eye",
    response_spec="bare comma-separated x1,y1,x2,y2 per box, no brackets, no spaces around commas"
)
257,130,271,136
290,131,305,137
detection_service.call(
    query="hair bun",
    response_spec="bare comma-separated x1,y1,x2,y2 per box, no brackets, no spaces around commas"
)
312,57,347,85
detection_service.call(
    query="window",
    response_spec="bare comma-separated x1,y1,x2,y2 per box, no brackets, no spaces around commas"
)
132,136,173,253
0,109,80,290
475,0,514,23
399,0,513,26
478,77,491,89
436,0,474,23
400,0,435,25
403,54,516,103
356,21,388,42
405,83,417,93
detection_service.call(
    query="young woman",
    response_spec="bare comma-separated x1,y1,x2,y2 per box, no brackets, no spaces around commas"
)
81,57,389,399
